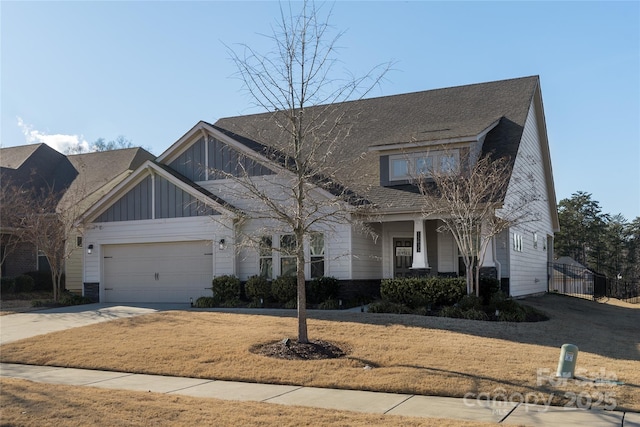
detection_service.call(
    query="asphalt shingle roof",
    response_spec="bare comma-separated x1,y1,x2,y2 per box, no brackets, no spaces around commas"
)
213,76,540,209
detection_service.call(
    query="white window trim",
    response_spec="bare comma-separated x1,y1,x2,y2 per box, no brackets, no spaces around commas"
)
264,233,327,278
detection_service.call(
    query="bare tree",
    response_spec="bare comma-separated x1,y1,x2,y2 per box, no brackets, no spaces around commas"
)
0,181,29,277
417,152,540,295
223,1,390,343
17,178,88,302
65,135,135,155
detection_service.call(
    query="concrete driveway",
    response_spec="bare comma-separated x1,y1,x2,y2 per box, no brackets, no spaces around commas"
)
0,303,189,345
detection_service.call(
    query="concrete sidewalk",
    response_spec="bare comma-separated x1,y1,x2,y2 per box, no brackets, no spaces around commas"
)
1,363,636,426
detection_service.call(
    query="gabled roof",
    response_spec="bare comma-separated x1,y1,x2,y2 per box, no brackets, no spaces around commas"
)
213,76,542,209
0,144,156,216
58,147,156,210
0,143,46,170
79,160,240,224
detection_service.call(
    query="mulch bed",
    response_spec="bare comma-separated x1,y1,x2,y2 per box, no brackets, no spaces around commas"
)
250,339,347,360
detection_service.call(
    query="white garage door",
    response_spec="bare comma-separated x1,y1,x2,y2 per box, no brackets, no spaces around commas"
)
103,241,213,303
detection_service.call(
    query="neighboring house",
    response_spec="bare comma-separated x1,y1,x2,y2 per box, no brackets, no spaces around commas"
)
0,143,155,292
549,256,595,296
79,76,559,303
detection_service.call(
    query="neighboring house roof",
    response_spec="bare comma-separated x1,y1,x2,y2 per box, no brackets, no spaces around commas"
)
213,76,543,211
554,256,589,270
553,256,593,279
0,144,155,220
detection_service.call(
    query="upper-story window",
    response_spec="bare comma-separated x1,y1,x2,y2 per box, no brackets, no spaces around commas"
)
389,150,460,181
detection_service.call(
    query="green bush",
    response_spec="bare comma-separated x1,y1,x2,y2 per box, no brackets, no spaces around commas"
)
498,306,526,322
272,275,297,303
318,299,340,310
194,297,217,308
457,294,483,311
461,308,490,321
211,275,241,302
14,275,35,293
438,305,464,318
58,291,92,306
479,277,501,304
218,297,243,308
245,275,271,302
1,277,15,294
380,277,425,307
380,277,466,308
283,299,297,309
307,276,340,304
367,300,412,314
24,271,63,291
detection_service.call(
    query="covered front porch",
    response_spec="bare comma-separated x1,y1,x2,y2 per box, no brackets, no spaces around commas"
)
375,215,498,280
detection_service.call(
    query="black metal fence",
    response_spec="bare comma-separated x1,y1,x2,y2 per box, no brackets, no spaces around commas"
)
548,262,639,303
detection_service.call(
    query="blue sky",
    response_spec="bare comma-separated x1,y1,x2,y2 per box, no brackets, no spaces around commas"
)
1,1,638,220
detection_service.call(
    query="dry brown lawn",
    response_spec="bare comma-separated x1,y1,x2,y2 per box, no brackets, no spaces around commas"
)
1,294,639,414
0,378,498,427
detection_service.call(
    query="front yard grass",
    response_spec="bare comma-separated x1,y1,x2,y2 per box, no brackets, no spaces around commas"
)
1,294,638,413
0,378,497,427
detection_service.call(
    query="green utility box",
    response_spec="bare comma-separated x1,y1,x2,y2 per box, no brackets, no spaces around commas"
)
556,343,579,378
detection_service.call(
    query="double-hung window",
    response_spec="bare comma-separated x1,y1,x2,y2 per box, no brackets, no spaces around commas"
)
259,236,273,279
280,234,297,276
310,233,325,278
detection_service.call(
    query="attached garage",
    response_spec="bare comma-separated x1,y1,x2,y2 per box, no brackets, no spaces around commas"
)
102,241,213,303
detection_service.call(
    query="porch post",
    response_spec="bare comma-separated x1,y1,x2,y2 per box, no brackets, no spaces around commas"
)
411,218,429,269
480,221,495,267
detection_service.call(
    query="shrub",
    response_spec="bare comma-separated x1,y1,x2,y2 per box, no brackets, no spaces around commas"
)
498,306,526,322
283,299,297,309
24,271,63,291
218,298,243,308
318,299,340,310
438,305,464,318
425,277,466,306
380,277,466,308
245,275,271,302
457,294,483,311
380,277,428,308
211,275,241,303
272,275,297,303
1,277,15,294
14,275,35,293
194,297,217,308
367,300,412,314
307,276,340,304
461,308,490,321
58,291,92,306
479,277,501,304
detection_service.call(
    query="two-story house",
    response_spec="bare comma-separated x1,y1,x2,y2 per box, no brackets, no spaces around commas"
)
79,76,559,303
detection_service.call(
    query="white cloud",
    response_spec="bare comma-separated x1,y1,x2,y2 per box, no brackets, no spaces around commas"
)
17,117,90,153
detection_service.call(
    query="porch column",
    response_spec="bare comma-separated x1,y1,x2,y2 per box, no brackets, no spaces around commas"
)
480,221,495,267
411,218,429,269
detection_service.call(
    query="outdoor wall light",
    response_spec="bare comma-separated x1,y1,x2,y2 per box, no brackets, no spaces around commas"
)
219,239,226,250
87,244,94,255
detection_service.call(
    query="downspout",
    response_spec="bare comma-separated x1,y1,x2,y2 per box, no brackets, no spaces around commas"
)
493,236,501,286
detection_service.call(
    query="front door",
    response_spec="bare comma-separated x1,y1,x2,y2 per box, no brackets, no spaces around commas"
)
393,238,413,277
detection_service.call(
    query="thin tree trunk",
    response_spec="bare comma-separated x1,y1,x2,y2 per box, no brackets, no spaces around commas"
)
296,237,308,343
